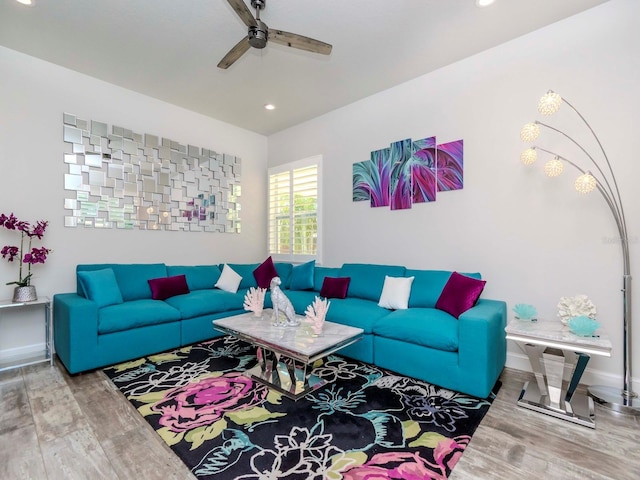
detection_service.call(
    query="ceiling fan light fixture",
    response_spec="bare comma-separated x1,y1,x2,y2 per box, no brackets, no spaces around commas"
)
248,21,268,49
264,104,275,111
476,0,496,7
16,0,33,5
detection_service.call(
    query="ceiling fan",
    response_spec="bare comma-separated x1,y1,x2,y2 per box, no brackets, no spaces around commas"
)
218,0,332,69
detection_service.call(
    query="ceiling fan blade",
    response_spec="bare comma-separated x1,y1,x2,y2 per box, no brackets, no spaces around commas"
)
226,0,257,27
217,36,251,69
269,29,332,55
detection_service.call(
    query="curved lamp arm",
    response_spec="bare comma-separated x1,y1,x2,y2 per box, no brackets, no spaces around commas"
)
534,146,630,275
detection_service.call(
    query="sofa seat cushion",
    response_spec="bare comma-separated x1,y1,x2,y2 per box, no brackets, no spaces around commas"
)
373,308,459,352
324,298,391,334
165,290,245,319
98,299,181,334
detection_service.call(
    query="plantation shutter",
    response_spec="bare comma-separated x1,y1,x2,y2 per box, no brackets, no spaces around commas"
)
268,158,320,261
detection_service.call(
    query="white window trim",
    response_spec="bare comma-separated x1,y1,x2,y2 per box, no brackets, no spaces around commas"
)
268,155,322,264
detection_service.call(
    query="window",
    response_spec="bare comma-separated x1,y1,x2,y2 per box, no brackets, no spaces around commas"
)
268,156,321,262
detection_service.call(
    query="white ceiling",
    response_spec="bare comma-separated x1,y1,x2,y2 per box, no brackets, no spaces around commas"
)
0,0,608,135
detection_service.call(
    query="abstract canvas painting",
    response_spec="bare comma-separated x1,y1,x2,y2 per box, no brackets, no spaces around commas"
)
389,139,413,211
369,147,391,208
352,161,372,202
353,135,463,211
437,139,464,192
411,136,437,204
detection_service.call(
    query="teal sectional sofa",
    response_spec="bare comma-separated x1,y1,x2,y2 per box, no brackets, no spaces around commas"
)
53,262,506,398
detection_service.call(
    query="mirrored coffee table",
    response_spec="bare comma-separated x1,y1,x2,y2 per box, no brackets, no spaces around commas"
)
213,310,363,400
505,319,612,428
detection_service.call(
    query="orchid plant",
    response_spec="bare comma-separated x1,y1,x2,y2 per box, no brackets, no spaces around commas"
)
0,213,51,287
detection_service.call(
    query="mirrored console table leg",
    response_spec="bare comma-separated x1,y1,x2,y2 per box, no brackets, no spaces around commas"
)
518,343,595,428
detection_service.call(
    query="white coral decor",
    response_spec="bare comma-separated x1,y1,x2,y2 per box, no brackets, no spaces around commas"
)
557,294,597,325
305,296,330,334
243,287,266,317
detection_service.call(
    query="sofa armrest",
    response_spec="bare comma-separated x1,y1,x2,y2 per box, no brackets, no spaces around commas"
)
457,299,507,383
53,293,99,374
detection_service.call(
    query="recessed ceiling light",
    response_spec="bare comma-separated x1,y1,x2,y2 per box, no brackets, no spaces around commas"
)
16,0,33,5
264,104,276,111
476,0,495,7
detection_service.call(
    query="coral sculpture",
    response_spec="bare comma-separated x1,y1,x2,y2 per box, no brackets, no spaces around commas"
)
568,315,600,337
513,304,537,321
557,294,597,326
243,287,266,317
305,296,331,335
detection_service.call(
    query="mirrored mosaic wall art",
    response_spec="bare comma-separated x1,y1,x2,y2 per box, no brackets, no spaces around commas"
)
352,136,463,211
62,113,241,232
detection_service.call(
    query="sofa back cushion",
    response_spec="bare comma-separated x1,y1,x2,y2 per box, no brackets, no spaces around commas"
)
435,272,486,319
167,265,222,291
77,263,168,302
224,263,259,290
313,267,342,292
148,274,190,300
340,263,406,301
77,268,123,308
289,260,315,290
406,269,482,308
274,262,293,289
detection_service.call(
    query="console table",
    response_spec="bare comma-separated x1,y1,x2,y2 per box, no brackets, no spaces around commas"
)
0,297,53,372
505,319,612,428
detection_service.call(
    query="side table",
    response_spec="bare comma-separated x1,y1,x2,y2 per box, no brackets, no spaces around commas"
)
0,297,53,372
505,319,612,428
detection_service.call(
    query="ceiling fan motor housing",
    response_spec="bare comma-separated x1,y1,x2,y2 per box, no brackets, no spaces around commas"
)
249,20,268,49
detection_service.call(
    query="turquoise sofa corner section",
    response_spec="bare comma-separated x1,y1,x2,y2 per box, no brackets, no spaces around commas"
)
53,262,506,398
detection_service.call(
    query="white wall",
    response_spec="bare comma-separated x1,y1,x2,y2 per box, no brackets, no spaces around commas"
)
268,0,640,391
0,46,268,361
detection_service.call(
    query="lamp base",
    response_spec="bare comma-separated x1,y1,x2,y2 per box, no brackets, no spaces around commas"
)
588,385,640,416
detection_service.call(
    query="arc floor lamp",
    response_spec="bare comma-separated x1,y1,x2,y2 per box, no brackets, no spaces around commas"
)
520,90,638,415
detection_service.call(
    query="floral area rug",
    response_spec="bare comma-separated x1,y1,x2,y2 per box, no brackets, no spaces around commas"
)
103,336,499,479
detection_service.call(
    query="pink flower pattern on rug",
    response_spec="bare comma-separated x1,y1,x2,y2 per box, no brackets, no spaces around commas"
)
153,372,268,432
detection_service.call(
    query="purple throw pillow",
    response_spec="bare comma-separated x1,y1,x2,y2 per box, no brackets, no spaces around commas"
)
320,276,351,299
435,271,486,319
148,274,190,300
253,256,279,289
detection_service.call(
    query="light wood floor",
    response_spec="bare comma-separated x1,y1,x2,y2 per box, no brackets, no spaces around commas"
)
1,359,638,479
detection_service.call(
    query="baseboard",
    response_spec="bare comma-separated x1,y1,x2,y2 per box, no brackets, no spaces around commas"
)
506,351,638,393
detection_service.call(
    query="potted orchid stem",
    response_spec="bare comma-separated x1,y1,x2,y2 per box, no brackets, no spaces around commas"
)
0,213,51,302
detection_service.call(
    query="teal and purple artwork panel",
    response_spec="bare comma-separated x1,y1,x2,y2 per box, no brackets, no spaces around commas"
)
390,139,413,210
352,161,372,202
370,147,391,208
437,139,463,192
411,136,437,203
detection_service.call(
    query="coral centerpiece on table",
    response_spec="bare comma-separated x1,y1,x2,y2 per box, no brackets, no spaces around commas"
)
305,296,330,335
557,294,597,326
243,287,266,317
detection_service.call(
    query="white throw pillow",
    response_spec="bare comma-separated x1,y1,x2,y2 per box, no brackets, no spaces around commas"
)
215,264,243,293
378,275,415,310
